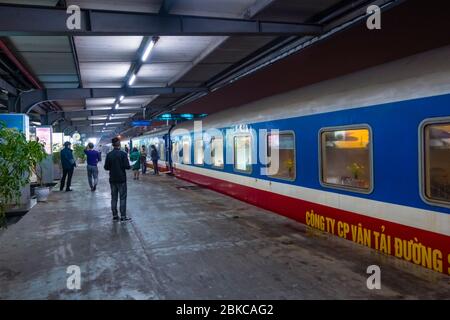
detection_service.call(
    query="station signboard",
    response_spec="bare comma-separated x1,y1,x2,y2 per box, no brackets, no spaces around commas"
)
36,126,53,155
132,120,151,127
0,113,30,140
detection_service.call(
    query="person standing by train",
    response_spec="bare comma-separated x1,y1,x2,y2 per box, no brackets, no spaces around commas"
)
60,141,76,192
104,137,131,222
129,147,141,180
140,145,148,175
150,145,159,175
84,142,101,191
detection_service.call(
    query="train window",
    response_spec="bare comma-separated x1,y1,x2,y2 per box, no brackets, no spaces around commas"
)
182,137,191,164
172,141,181,164
422,121,450,205
194,139,204,165
211,137,224,168
160,140,165,161
320,126,372,192
234,135,252,173
267,132,296,180
154,142,159,159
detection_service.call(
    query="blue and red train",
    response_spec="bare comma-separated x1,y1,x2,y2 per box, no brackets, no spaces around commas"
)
132,46,450,275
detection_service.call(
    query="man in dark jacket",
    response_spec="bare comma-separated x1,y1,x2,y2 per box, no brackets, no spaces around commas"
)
150,145,159,175
104,137,131,222
60,141,76,191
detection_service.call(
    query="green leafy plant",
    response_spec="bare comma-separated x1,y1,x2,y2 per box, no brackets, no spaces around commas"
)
73,143,86,163
347,162,365,180
0,122,47,227
52,143,61,165
285,158,294,176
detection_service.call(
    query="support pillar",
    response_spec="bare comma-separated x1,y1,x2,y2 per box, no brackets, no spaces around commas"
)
7,95,17,113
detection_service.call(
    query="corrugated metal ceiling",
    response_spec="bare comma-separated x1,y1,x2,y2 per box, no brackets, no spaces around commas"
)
7,36,79,89
0,0,352,135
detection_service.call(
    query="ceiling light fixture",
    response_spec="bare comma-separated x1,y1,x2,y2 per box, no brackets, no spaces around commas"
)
119,95,125,102
114,103,119,110
128,74,136,86
141,39,156,62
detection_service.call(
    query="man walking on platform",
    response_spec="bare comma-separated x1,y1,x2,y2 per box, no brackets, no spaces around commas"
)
104,137,132,222
84,142,101,191
60,141,76,192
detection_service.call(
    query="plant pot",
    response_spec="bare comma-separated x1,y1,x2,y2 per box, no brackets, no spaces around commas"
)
35,186,50,202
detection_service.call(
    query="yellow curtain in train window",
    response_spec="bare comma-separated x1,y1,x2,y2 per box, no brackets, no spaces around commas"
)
332,129,369,149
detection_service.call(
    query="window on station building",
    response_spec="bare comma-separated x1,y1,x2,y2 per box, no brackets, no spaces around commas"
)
234,135,252,173
423,121,450,205
182,136,191,164
267,132,296,180
194,139,204,165
211,137,224,168
320,126,372,192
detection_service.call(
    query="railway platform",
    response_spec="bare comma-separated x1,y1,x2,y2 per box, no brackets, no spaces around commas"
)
0,166,448,300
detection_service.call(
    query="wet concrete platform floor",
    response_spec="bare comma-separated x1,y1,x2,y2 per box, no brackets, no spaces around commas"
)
0,166,449,299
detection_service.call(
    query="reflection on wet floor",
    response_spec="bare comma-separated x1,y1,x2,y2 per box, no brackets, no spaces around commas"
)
0,166,449,299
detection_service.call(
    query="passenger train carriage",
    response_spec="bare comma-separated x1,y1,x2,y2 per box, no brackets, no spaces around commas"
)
132,46,450,275
132,127,171,173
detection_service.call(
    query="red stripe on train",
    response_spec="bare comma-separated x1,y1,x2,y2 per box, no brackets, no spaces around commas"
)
146,162,170,172
174,167,450,276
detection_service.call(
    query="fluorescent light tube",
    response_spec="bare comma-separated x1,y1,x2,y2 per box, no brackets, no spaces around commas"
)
128,74,136,86
141,40,155,62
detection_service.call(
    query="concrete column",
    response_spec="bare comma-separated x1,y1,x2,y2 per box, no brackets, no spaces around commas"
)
7,95,17,113
40,113,49,125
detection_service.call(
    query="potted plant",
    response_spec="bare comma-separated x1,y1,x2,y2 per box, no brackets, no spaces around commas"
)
73,143,86,164
347,162,366,187
33,161,51,202
285,159,294,178
0,122,47,227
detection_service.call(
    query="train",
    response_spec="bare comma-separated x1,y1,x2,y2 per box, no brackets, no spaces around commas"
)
131,45,450,275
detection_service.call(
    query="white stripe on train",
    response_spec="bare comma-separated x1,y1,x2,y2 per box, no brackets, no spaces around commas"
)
174,163,450,237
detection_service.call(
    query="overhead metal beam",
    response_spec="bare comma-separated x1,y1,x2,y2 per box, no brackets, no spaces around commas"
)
0,4,323,36
20,87,207,113
58,119,125,135
58,108,142,117
159,0,176,15
0,77,17,96
44,108,143,125
68,119,125,126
